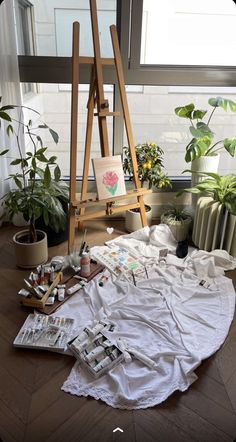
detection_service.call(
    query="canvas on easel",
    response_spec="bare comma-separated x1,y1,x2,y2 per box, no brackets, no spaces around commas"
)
92,155,126,200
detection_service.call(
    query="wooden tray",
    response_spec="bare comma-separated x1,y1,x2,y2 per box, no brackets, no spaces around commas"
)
21,272,63,309
37,263,104,315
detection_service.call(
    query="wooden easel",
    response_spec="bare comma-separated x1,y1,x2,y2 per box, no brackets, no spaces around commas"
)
68,0,152,252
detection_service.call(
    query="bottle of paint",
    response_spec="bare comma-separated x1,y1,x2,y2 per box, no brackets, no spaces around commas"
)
80,252,91,278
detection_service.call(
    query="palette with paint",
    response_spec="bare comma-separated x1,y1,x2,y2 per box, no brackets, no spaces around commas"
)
92,246,145,281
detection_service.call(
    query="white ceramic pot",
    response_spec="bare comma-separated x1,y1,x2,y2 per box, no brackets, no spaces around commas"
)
191,154,220,187
13,229,48,268
161,214,192,242
125,205,152,232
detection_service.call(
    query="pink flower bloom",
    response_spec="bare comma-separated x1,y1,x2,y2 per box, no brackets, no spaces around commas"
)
102,171,119,187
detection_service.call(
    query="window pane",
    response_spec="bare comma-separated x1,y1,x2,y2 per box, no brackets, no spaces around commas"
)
19,0,116,57
22,83,114,177
141,0,236,65
125,86,236,177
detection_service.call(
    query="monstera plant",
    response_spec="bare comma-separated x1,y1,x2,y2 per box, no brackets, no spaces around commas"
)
175,96,236,163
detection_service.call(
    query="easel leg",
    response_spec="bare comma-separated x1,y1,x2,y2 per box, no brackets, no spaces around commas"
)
68,205,76,254
138,196,148,227
79,70,96,229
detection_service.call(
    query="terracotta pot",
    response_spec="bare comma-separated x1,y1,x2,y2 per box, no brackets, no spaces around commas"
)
125,205,152,232
13,229,48,268
161,214,192,242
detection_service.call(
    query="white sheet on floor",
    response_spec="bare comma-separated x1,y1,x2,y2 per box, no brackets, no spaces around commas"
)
59,226,236,409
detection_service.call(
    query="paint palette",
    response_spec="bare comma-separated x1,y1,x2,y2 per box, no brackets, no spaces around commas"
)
92,246,144,280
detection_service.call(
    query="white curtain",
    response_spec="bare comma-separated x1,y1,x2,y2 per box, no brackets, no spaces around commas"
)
0,0,23,224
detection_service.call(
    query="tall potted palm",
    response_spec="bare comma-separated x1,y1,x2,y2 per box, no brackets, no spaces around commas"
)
0,100,69,267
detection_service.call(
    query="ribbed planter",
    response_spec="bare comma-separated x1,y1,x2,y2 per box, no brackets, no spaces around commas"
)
161,214,192,242
125,205,152,232
13,229,48,268
192,197,236,256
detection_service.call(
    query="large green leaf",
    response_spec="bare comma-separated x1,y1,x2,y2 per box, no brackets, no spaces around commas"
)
223,137,236,157
175,103,195,119
189,122,213,138
6,124,13,136
228,100,236,112
49,128,59,144
192,109,207,120
43,164,51,187
10,158,22,165
54,165,61,181
0,149,9,156
208,96,236,112
0,105,14,111
0,111,12,122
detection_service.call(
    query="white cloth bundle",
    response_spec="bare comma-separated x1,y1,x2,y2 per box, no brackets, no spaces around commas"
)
58,226,236,409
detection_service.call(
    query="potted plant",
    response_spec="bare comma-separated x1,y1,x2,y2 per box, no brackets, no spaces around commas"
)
0,100,69,267
160,204,192,242
175,97,236,185
177,172,236,255
123,141,171,232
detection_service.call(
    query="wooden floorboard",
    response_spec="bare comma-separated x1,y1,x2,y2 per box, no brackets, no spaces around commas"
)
0,220,236,442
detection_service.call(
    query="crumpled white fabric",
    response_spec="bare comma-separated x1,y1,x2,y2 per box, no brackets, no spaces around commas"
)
59,226,236,409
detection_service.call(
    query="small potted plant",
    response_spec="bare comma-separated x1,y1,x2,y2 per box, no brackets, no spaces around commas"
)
175,97,236,185
123,141,171,232
0,100,69,267
177,172,236,255
160,204,192,242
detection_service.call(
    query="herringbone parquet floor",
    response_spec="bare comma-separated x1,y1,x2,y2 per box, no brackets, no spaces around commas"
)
0,221,236,442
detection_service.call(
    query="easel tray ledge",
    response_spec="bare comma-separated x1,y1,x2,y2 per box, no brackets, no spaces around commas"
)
72,188,152,208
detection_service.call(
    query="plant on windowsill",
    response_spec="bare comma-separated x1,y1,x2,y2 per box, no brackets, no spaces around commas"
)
123,141,171,232
177,172,236,255
160,204,192,242
175,97,236,184
0,99,69,267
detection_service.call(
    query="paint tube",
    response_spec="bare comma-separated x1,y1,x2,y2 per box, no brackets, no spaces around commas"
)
128,347,156,369
85,339,113,363
93,348,120,373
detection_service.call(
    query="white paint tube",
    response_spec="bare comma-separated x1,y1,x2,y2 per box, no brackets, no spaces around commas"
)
67,283,82,295
128,347,156,369
85,339,112,363
117,339,132,363
75,327,93,344
89,321,108,338
93,348,120,373
58,288,65,301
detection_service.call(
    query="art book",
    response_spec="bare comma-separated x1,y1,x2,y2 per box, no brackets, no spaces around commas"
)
92,155,126,200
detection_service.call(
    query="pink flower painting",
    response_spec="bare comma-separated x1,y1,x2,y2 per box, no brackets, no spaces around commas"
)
102,170,119,195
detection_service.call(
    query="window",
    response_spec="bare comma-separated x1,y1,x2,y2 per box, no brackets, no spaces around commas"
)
125,85,236,176
17,0,236,184
15,0,35,95
140,0,236,66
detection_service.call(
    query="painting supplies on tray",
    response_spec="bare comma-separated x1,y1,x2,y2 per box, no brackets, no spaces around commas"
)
91,245,148,284
17,252,105,313
18,264,63,309
13,313,75,352
68,319,124,378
